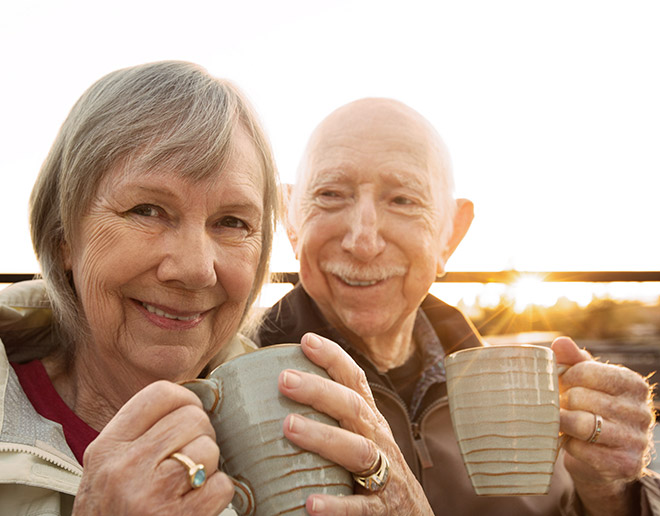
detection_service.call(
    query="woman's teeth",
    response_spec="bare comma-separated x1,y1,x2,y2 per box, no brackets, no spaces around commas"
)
142,302,199,321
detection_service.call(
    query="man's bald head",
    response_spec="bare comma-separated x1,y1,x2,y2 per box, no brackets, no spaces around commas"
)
290,98,456,234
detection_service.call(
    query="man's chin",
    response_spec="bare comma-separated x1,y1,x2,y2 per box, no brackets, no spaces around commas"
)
337,313,397,341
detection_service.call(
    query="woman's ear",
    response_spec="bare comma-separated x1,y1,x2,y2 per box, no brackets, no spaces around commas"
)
61,239,73,270
436,198,474,275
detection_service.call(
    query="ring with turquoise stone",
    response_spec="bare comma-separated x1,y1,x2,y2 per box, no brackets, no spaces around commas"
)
170,452,207,489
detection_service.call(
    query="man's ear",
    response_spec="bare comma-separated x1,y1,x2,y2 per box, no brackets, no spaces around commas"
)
437,198,474,274
286,222,300,260
279,183,293,222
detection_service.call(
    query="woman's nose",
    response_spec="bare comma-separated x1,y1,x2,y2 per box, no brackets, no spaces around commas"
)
340,197,385,261
156,228,217,289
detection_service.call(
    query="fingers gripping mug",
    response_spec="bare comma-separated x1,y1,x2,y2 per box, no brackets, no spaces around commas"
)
444,344,562,496
182,344,353,515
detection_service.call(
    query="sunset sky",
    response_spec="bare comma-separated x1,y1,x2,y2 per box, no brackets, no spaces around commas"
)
2,1,659,306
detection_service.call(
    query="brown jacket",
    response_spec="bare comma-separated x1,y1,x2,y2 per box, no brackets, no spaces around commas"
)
256,284,660,515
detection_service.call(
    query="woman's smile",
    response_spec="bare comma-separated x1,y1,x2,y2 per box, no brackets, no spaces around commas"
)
133,299,209,329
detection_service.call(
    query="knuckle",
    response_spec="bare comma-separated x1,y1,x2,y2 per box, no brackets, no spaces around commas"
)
357,437,377,470
201,435,220,461
638,403,655,430
177,404,212,433
149,379,180,396
565,362,590,385
620,453,645,479
563,387,584,410
353,366,370,395
577,413,595,439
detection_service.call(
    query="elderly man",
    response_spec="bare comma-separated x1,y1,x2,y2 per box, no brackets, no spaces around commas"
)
256,98,659,515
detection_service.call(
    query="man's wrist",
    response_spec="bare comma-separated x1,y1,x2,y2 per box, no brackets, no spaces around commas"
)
574,478,641,516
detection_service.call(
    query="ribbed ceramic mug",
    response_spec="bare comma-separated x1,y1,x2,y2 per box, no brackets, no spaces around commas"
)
444,345,561,496
182,344,353,515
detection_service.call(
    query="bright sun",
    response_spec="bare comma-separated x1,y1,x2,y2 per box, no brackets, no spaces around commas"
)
509,274,550,313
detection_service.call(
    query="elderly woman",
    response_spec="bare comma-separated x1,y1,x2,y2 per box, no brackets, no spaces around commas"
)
0,61,431,515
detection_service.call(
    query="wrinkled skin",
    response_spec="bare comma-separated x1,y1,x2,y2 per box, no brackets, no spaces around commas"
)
553,337,655,515
74,333,431,516
280,333,434,515
73,381,235,515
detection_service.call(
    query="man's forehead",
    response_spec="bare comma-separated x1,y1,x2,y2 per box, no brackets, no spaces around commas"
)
305,126,438,183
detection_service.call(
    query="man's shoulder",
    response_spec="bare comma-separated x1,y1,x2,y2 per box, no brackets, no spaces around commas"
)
256,284,328,347
420,293,485,353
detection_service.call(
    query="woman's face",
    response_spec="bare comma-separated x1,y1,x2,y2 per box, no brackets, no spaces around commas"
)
64,128,264,383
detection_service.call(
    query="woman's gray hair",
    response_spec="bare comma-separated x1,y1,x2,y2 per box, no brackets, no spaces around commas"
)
29,60,278,358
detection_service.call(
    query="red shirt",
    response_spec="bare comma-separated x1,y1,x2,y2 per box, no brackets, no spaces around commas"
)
11,360,99,465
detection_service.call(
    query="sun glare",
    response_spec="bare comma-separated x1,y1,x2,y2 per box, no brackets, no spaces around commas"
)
509,274,551,313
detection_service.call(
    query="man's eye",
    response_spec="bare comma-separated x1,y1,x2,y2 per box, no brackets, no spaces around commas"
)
220,216,247,229
130,204,160,217
393,196,413,205
320,191,340,198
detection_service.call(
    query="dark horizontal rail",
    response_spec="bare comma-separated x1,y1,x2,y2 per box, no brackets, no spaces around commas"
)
4,271,660,285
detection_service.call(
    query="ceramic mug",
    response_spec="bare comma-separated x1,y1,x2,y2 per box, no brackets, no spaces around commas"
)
444,344,562,496
182,344,353,515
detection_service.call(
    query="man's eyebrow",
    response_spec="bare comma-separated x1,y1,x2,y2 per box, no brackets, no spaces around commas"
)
309,168,353,185
383,170,428,192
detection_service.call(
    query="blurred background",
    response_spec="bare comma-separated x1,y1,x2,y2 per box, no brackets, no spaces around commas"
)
2,1,659,450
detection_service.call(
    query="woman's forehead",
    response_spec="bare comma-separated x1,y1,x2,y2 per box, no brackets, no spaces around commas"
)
98,127,265,194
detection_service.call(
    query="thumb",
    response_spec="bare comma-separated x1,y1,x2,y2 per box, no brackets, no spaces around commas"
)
551,336,592,367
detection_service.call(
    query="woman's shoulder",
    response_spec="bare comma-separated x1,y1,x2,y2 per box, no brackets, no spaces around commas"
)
0,279,56,362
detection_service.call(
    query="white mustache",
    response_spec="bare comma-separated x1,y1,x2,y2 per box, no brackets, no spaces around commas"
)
321,261,406,282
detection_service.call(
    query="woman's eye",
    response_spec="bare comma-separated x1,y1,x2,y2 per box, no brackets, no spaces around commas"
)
220,216,247,229
130,204,160,217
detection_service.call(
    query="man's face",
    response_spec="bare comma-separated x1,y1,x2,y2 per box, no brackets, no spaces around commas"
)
291,107,452,342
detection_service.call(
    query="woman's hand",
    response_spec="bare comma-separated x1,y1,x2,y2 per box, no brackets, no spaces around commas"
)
73,381,234,516
553,337,655,516
278,332,434,516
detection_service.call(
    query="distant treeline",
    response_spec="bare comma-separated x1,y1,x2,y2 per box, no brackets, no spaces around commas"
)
462,296,660,340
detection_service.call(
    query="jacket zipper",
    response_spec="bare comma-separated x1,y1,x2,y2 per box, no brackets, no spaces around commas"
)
0,442,82,476
369,382,441,475
369,382,417,436
411,396,450,469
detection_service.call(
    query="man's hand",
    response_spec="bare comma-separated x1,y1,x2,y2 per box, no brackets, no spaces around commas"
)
553,337,655,516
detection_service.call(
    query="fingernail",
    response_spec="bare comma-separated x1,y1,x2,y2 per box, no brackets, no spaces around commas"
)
283,370,301,388
288,413,303,432
306,333,322,349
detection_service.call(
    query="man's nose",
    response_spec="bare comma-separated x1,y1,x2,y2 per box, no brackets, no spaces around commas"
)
157,227,217,289
341,197,386,261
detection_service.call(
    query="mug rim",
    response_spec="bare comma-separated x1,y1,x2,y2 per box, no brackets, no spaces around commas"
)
204,342,302,378
446,343,552,362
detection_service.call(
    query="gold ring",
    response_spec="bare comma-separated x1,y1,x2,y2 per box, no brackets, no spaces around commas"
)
588,414,603,444
170,452,206,489
352,448,390,492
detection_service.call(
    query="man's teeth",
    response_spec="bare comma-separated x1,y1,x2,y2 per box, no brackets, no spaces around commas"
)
142,303,199,321
342,278,378,287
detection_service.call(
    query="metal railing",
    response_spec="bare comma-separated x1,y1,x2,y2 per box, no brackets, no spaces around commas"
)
3,271,660,285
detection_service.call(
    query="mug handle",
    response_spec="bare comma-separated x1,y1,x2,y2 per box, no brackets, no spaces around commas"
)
180,378,256,516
